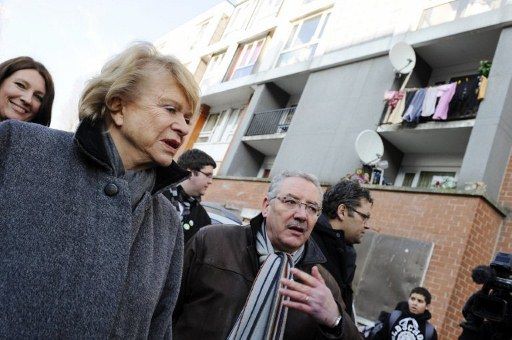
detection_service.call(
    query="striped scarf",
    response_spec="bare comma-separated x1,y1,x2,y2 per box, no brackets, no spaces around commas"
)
227,224,304,340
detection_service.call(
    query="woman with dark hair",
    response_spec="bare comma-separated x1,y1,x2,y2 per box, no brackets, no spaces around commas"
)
0,56,55,126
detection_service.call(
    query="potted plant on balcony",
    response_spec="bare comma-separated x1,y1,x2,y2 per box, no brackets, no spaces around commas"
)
478,60,491,77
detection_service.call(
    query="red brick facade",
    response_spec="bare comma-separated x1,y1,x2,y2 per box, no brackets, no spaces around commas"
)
204,177,508,339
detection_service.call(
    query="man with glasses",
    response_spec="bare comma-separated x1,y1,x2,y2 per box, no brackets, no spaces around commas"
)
173,170,361,340
312,179,373,320
164,149,216,242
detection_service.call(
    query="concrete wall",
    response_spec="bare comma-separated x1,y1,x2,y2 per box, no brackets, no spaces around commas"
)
220,83,290,176
270,55,396,183
459,27,512,200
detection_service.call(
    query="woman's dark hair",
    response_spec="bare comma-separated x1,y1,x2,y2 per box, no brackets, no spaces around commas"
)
0,56,55,126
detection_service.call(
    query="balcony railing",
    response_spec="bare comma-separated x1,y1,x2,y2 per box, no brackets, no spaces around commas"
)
380,75,483,126
245,107,296,136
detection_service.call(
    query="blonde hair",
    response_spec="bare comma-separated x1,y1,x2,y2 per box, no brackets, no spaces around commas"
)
79,42,199,120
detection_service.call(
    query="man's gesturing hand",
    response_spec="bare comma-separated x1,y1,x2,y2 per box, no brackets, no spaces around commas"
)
279,266,341,327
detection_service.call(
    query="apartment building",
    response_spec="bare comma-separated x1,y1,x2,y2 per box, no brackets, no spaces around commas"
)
156,1,512,338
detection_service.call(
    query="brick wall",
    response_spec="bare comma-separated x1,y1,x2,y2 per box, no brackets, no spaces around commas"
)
204,178,506,339
497,151,512,254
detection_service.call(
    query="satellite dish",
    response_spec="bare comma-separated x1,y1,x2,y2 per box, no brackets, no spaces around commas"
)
389,41,416,74
355,130,384,165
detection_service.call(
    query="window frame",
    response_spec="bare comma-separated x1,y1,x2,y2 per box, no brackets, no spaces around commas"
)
395,166,459,188
196,108,243,144
201,51,228,87
225,36,267,81
275,11,331,68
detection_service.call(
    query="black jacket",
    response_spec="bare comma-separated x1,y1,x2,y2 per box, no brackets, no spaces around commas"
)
373,301,438,340
312,214,357,319
163,185,211,243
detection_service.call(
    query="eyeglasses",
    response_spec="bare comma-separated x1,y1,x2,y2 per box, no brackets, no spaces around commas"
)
196,170,213,179
272,195,321,217
349,207,371,222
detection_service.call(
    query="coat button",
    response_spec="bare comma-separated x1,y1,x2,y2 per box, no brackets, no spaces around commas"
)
336,233,341,238
104,183,119,196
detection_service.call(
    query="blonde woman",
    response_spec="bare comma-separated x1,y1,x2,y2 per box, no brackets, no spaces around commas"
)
0,42,199,338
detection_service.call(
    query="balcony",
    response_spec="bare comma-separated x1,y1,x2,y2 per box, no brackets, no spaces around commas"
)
378,78,487,155
241,107,296,156
245,107,295,136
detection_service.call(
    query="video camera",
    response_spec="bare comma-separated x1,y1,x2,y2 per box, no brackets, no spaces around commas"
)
459,252,512,340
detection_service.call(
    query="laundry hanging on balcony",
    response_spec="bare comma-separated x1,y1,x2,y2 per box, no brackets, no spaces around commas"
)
381,74,486,124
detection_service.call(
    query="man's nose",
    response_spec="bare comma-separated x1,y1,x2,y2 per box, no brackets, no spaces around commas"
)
293,204,308,220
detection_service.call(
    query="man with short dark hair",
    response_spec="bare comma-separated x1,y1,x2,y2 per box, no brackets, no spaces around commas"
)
371,287,438,340
173,171,362,340
312,179,373,319
164,149,216,242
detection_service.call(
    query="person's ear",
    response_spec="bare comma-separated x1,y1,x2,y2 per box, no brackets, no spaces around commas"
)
108,97,125,127
262,196,271,218
337,204,347,221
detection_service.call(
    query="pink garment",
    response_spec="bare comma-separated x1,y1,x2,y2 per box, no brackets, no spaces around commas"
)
383,90,406,124
432,83,457,120
384,90,405,111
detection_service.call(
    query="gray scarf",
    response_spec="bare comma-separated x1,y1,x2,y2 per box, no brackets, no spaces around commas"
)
227,223,304,340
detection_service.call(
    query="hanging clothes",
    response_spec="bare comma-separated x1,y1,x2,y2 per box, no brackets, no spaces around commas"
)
448,75,480,118
404,90,417,111
402,88,427,122
383,90,406,124
421,87,438,117
478,76,488,100
432,83,457,120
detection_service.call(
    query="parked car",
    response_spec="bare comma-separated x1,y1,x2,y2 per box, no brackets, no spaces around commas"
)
202,202,242,225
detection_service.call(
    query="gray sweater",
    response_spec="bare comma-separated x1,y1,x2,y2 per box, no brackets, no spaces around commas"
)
0,119,189,338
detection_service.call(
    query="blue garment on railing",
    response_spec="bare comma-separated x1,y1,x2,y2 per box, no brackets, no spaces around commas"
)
402,88,427,123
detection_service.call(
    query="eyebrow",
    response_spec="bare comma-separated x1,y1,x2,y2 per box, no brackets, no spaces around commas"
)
14,78,46,96
162,98,193,116
284,193,320,206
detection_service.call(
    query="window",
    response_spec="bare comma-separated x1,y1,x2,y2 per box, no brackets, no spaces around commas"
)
190,20,210,49
402,173,416,187
276,12,330,67
223,1,253,38
197,109,242,144
198,113,220,143
250,0,283,26
398,170,457,188
226,37,266,80
417,171,456,188
201,52,227,87
221,109,242,142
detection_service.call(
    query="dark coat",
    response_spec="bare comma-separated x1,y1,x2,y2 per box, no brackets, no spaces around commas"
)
312,214,357,319
0,119,188,338
173,214,362,340
163,185,212,243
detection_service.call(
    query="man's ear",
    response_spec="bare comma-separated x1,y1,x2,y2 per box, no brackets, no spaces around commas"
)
261,196,271,218
108,97,125,127
336,204,347,221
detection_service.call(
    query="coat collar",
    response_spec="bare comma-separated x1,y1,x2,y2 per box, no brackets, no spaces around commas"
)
248,213,327,266
74,117,190,194
315,213,347,242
